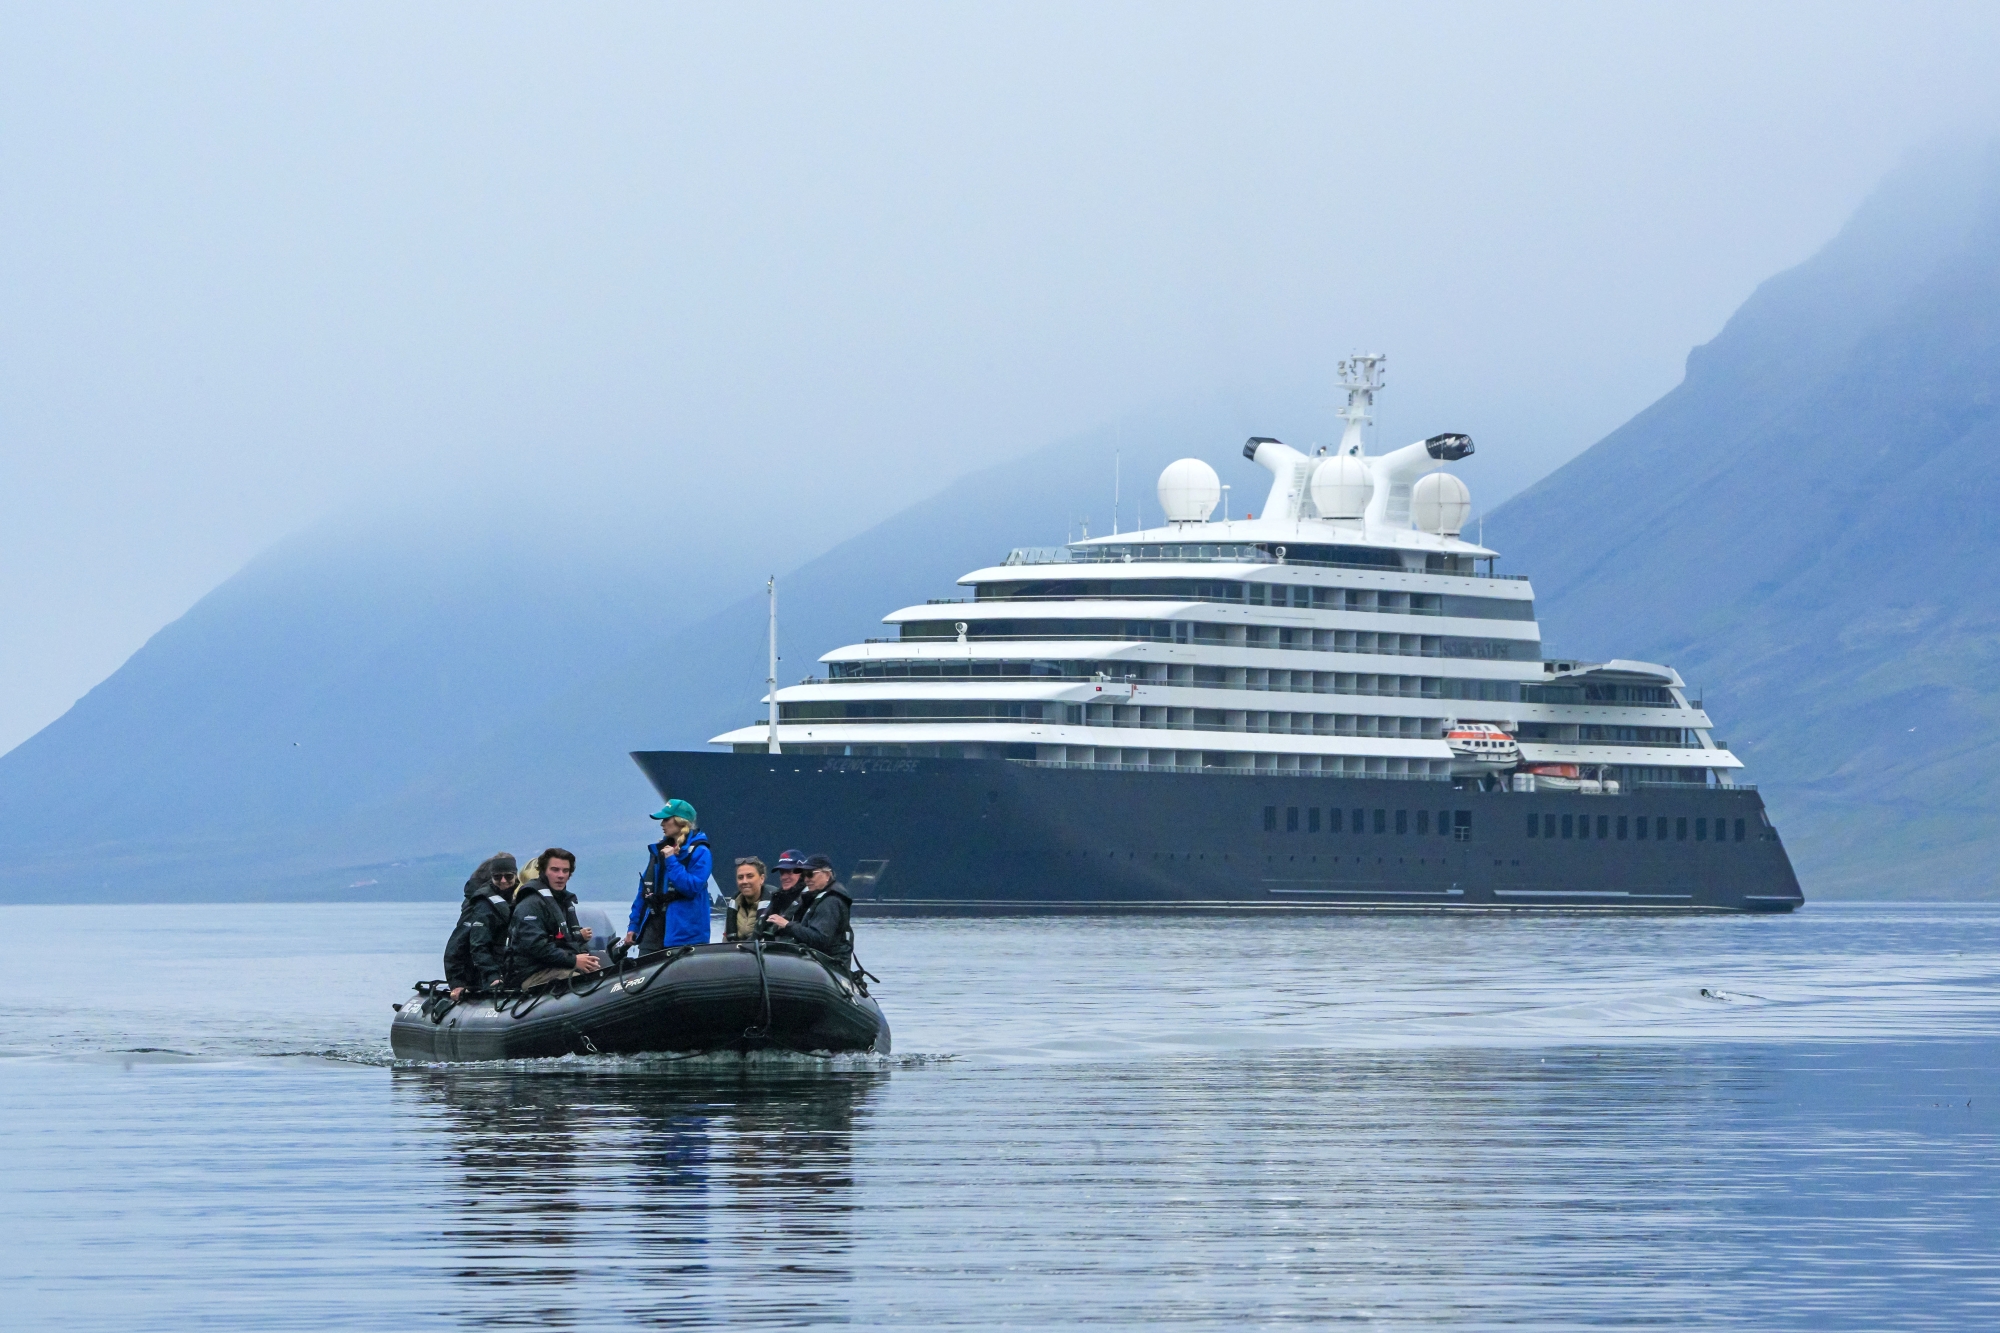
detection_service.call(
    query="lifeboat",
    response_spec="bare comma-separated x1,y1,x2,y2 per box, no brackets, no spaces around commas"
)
389,941,890,1062
1523,763,1584,791
1445,721,1521,775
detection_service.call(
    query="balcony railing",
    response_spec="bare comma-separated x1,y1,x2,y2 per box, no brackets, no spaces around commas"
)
1001,544,1528,579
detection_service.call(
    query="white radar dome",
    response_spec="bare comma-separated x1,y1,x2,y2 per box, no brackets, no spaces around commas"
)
1157,458,1222,523
1411,471,1472,536
1309,454,1372,519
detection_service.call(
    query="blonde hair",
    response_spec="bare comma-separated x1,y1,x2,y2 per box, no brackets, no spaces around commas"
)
662,816,693,841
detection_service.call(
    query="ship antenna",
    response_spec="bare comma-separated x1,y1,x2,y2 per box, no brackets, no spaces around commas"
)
766,576,781,754
1113,448,1120,536
1335,353,1385,457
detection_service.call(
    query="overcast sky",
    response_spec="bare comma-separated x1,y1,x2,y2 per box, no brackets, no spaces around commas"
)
5,1,2000,754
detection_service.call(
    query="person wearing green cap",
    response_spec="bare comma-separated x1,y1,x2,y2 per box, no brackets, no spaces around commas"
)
622,800,713,953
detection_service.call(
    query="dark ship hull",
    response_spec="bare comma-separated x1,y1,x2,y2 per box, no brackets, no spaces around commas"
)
632,752,1803,913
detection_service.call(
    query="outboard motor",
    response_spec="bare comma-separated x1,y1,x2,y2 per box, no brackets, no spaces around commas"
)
574,904,619,966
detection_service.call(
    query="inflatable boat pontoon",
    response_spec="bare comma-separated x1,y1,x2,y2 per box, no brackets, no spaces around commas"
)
391,940,889,1061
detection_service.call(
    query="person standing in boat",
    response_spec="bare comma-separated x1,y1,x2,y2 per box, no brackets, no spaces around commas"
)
766,854,853,968
506,848,603,990
766,849,808,921
623,800,713,954
444,852,516,999
724,857,768,942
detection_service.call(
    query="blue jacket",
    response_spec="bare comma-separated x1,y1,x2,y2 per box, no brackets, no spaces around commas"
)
629,833,713,947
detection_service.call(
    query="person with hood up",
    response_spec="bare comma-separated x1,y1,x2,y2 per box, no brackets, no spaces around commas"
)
622,799,713,954
506,847,603,990
443,852,517,998
765,853,853,968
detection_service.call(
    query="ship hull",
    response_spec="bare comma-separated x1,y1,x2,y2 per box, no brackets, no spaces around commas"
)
631,752,1803,913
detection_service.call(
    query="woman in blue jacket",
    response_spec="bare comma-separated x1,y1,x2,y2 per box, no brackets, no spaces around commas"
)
624,799,714,953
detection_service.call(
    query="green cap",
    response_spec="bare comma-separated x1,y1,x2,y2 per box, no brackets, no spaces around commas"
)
651,798,698,826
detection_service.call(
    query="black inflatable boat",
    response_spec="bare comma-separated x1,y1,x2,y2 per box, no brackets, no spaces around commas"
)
390,941,890,1061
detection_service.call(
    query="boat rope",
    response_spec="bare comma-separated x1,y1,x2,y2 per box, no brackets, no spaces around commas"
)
741,938,774,1043
617,946,692,999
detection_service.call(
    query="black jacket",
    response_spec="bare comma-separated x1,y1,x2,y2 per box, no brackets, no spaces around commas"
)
505,883,584,984
766,880,806,922
777,883,852,966
443,858,514,991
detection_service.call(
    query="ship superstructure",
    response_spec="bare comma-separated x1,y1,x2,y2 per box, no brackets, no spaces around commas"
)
713,356,1739,794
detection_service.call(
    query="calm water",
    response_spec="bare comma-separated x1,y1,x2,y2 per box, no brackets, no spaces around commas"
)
5,903,1999,1329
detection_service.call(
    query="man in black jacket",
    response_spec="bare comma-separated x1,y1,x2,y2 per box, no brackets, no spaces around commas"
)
506,848,603,990
444,853,517,999
766,854,853,968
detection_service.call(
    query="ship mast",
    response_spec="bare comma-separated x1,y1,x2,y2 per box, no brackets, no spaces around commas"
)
766,576,781,754
1335,353,1385,456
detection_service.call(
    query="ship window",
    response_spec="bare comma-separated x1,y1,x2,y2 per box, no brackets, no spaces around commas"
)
1309,807,1321,833
1286,807,1300,833
1616,815,1628,840
1263,806,1277,832
1437,809,1450,836
1416,810,1430,835
1543,814,1556,839
1453,810,1471,841
1561,814,1573,839
1395,810,1408,835
1353,808,1364,834
1656,817,1668,840
1696,817,1707,841
1373,809,1386,834
1676,817,1688,841
1735,818,1746,842
1579,815,1591,840
1329,807,1343,833
1527,814,1538,838
1597,815,1609,840
1636,816,1648,840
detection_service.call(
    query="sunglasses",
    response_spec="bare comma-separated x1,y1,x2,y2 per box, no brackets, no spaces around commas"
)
493,873,517,882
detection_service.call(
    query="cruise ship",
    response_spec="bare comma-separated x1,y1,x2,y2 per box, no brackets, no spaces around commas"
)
635,357,1802,912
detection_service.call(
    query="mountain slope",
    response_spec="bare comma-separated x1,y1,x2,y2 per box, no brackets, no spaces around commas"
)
0,403,1232,901
1486,141,2000,896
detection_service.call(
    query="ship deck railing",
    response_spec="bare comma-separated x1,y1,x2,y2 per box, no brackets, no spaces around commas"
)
925,593,1463,615
1003,759,1454,781
1000,545,1530,579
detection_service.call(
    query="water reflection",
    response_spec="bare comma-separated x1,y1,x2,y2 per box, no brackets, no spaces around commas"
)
395,1066,880,1326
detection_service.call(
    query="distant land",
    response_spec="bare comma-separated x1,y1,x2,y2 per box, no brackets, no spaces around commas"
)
3,142,1997,903
1488,139,2000,898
